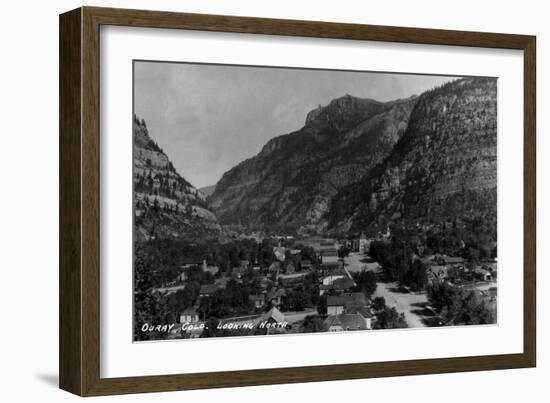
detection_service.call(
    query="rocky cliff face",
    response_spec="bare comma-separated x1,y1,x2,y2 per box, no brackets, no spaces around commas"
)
209,95,417,234
133,116,220,241
329,78,497,236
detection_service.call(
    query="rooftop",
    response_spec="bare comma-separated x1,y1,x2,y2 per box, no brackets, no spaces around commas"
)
324,313,368,330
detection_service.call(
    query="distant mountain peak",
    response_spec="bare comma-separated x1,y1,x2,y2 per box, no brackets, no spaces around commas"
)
305,94,383,127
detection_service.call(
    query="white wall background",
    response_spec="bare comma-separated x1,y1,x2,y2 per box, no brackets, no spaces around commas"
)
0,0,546,401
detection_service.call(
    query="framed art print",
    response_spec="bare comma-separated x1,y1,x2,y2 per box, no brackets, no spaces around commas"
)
59,6,536,396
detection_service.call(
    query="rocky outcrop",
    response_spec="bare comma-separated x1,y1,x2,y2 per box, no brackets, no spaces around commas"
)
329,78,497,237
209,95,417,234
133,116,220,241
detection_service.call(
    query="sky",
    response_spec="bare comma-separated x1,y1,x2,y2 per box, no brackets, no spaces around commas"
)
134,61,458,189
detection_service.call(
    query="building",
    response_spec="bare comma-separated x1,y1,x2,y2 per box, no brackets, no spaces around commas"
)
232,266,247,280
320,249,339,265
278,271,309,287
327,293,368,315
322,260,343,269
273,246,286,262
438,255,465,266
268,289,286,307
180,258,203,270
321,270,347,286
203,263,219,276
427,265,447,283
301,259,312,270
249,294,266,309
324,313,372,332
180,307,199,324
359,232,369,253
473,267,493,281
199,284,218,297
319,277,356,296
254,307,287,331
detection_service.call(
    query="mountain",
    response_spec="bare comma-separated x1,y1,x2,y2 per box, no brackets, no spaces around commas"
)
209,94,418,234
329,78,497,238
133,115,220,241
199,185,216,198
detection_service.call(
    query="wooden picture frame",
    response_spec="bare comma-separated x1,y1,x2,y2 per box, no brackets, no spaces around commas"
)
59,6,536,396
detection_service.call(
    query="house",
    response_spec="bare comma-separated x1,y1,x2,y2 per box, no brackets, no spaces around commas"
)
175,270,187,283
445,265,464,282
180,258,203,270
268,289,287,307
203,264,219,276
256,276,270,292
427,265,447,283
301,259,312,270
180,307,200,324
438,255,465,266
327,293,367,315
324,313,371,332
322,271,347,286
319,277,356,296
199,284,218,297
254,307,287,330
249,294,266,309
359,232,369,253
273,246,286,262
232,266,247,280
347,305,374,320
473,267,493,281
481,262,497,279
320,250,339,265
320,261,344,273
278,271,308,287
215,276,229,289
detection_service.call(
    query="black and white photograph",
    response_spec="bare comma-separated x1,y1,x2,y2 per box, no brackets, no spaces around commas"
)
133,61,498,341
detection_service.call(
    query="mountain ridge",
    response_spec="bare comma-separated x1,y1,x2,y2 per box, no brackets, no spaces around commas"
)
133,115,221,242
209,94,418,234
328,77,497,241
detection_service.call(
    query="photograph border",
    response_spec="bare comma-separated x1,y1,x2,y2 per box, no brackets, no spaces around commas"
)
59,6,536,396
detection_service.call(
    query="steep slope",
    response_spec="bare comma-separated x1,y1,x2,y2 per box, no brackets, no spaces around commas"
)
133,115,220,241
209,94,417,234
199,185,216,198
329,78,497,238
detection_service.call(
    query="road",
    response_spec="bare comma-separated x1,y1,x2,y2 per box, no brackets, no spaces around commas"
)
373,281,430,328
346,252,431,328
344,252,381,273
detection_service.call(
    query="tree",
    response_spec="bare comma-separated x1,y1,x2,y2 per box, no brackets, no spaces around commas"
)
374,306,408,329
301,315,326,333
338,245,350,258
372,296,386,312
403,259,427,291
353,270,377,297
427,282,496,325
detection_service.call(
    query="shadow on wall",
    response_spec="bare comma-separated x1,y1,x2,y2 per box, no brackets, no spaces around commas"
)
35,373,58,388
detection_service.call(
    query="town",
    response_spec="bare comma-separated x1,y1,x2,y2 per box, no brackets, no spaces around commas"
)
134,224,497,340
